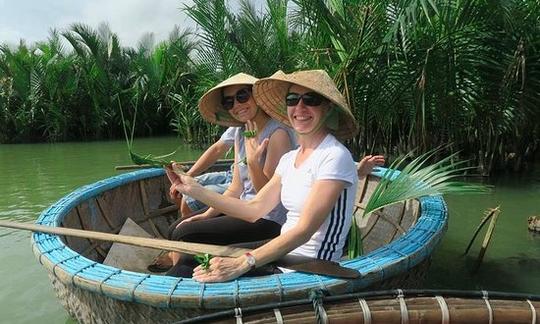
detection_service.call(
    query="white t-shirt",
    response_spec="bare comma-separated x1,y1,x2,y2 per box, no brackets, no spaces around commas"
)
275,134,358,262
219,127,237,146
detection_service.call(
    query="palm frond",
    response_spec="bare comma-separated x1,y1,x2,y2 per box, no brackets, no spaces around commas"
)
364,148,489,218
348,147,489,259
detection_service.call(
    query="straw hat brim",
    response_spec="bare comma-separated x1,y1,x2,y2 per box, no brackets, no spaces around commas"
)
253,70,359,140
198,73,259,127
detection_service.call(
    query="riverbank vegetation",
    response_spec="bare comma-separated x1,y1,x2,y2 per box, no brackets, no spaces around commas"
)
1,0,539,175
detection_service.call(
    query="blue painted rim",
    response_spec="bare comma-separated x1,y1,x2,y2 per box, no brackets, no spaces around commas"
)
32,167,448,309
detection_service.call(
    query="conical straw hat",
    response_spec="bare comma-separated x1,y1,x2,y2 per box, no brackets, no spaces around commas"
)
253,70,358,140
198,73,259,127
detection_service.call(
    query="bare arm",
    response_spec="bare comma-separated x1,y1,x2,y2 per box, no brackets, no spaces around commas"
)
176,173,282,223
247,128,292,192
171,141,282,223
192,179,347,282
186,140,232,177
186,141,244,220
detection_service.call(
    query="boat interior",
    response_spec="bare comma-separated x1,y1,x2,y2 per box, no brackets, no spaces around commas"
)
59,164,420,269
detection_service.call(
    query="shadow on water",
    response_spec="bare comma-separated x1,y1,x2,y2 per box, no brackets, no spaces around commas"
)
462,251,540,292
425,165,540,294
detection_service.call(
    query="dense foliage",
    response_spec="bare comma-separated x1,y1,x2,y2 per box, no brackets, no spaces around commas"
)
1,0,539,174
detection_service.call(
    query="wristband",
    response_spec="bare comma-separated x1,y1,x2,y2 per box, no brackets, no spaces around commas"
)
244,252,256,270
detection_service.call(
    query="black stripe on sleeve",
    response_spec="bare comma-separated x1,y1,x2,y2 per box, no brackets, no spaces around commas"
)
317,189,347,260
317,206,336,259
328,189,348,260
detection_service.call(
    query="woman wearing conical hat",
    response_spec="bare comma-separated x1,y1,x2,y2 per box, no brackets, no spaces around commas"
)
167,70,362,282
165,72,296,276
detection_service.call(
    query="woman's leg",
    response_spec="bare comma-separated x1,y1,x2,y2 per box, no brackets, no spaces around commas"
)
180,198,195,219
181,172,232,218
170,216,281,244
165,216,281,277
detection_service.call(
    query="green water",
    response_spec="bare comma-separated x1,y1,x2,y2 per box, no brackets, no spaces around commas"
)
426,171,540,292
0,138,202,323
0,138,539,323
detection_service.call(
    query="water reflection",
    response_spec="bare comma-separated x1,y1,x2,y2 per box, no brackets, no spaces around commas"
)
0,137,201,324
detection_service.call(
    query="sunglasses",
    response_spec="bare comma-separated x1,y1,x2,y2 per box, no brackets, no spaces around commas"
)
286,92,325,107
221,88,252,111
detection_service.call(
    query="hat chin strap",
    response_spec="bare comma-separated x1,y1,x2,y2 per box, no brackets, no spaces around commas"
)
247,106,267,125
253,106,262,119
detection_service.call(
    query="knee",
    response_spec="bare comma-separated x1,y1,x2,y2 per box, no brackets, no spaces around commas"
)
170,222,199,242
173,195,183,209
180,199,193,218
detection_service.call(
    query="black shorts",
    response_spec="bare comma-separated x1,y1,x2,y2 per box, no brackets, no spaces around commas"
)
166,215,282,277
168,215,281,244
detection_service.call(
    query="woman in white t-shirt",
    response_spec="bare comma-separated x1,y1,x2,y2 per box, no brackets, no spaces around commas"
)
167,70,360,282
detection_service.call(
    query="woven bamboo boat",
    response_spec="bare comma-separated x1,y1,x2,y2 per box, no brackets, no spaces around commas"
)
180,289,540,324
32,162,448,324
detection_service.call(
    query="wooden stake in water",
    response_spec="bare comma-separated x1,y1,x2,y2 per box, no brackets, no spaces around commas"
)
463,206,501,272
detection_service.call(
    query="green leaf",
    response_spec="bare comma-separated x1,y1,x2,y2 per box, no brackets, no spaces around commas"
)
348,147,490,259
194,253,213,269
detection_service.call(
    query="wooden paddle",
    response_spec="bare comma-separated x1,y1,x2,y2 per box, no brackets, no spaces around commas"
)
0,220,249,257
0,220,360,279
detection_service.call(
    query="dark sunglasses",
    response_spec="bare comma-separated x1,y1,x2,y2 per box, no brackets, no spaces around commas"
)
221,88,252,111
286,92,325,107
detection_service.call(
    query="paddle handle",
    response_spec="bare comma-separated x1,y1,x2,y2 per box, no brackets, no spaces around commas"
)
0,220,249,257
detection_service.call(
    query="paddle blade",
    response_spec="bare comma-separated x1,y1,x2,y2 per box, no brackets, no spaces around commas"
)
276,257,361,279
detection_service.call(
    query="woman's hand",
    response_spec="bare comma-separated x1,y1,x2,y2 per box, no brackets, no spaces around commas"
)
244,120,269,167
192,255,251,283
165,163,185,186
165,164,200,198
178,210,216,227
357,155,385,178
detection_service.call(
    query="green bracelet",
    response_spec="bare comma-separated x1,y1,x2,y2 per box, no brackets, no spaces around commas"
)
243,130,257,138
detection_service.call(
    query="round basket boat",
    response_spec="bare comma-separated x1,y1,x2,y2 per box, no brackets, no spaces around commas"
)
32,163,448,324
179,289,540,324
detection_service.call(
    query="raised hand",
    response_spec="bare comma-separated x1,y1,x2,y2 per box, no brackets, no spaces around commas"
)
244,120,269,167
165,164,200,198
358,155,385,178
165,164,183,199
165,163,182,185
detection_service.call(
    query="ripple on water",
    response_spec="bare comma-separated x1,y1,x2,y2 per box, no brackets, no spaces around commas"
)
1,138,195,323
0,208,39,222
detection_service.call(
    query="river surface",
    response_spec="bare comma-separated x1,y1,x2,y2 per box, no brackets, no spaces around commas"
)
0,138,538,323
